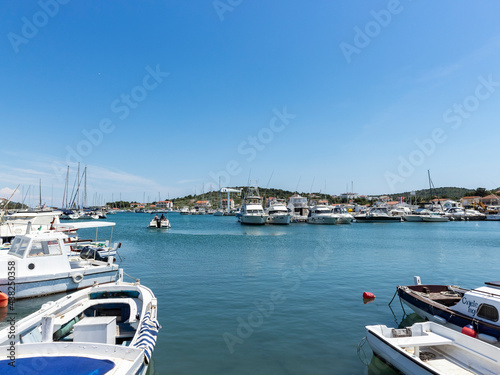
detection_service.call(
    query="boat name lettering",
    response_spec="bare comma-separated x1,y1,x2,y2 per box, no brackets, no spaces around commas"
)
462,297,478,315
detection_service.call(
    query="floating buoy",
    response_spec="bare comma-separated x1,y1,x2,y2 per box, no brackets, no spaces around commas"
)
462,324,477,338
363,292,375,299
0,292,8,308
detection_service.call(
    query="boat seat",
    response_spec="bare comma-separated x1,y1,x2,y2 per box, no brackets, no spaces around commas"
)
391,332,453,348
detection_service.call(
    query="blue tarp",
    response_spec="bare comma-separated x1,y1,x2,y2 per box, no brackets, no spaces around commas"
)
1,356,115,374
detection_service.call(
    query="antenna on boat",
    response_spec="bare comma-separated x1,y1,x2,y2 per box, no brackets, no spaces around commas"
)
295,176,301,193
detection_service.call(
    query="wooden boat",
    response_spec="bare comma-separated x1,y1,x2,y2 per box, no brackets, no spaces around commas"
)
366,321,500,374
398,277,500,341
0,281,159,374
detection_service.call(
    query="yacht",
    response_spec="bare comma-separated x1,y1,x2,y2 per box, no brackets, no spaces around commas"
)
287,194,309,223
307,204,338,224
179,206,190,215
354,207,402,223
331,205,353,224
266,199,291,225
404,208,432,222
239,186,268,225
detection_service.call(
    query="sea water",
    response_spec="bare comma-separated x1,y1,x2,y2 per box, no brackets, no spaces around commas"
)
4,213,500,374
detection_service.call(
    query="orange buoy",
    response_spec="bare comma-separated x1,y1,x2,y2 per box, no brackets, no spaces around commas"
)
461,324,477,338
0,292,8,308
363,292,375,299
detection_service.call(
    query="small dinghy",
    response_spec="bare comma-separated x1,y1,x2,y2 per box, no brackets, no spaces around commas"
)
0,280,160,374
365,321,500,375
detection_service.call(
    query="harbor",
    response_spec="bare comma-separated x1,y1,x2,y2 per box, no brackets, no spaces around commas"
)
2,209,500,374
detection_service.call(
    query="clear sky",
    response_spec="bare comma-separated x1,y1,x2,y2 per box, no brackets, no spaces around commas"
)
2,1,500,205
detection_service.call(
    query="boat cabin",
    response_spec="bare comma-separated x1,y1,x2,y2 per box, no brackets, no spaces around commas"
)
5,231,73,275
450,283,500,324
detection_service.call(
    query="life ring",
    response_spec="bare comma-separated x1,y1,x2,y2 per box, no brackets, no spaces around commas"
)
72,273,84,283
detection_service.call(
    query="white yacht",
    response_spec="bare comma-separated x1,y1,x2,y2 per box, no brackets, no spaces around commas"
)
354,207,402,223
179,206,190,215
331,205,353,224
0,225,120,299
287,194,309,223
404,208,432,222
307,204,338,224
240,186,268,225
266,199,291,225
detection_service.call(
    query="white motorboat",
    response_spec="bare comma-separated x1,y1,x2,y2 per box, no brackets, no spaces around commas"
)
0,280,159,374
307,204,338,224
354,207,402,223
148,215,171,229
0,210,62,243
0,226,120,299
287,194,309,223
213,209,224,216
445,207,466,221
266,199,291,225
240,186,268,225
421,212,449,222
331,205,353,224
180,206,190,215
365,321,500,375
405,209,432,222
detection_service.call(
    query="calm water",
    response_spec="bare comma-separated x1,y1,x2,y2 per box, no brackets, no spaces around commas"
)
4,213,500,374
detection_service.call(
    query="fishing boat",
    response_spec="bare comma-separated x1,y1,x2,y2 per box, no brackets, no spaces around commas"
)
266,199,291,225
0,225,120,299
0,280,159,374
354,207,402,223
365,321,500,375
307,204,338,224
397,276,500,341
239,186,268,225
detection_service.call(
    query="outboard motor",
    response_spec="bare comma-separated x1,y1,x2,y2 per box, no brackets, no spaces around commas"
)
80,246,109,262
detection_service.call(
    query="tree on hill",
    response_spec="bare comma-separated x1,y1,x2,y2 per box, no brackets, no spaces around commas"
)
474,187,490,197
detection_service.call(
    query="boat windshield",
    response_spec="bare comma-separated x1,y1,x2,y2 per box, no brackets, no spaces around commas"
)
28,239,63,257
8,236,31,258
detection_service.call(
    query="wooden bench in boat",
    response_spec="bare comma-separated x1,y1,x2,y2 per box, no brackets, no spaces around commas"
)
390,332,454,358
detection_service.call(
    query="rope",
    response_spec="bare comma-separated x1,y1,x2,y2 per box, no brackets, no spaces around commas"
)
388,289,398,306
356,336,370,366
123,271,140,283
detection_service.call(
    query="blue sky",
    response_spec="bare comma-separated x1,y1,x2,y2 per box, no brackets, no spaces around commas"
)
2,1,500,205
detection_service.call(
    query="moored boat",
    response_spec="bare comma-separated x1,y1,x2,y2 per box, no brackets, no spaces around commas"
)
397,277,500,341
307,204,338,224
240,186,268,225
0,226,120,299
0,280,160,374
365,321,500,375
266,199,291,225
354,207,402,223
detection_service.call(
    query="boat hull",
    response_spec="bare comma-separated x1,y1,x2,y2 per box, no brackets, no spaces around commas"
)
355,216,401,223
307,216,338,224
397,285,500,339
267,215,291,225
0,268,120,299
240,215,268,225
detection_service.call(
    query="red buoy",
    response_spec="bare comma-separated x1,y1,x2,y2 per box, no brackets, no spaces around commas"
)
0,292,8,308
363,292,375,299
462,324,477,338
